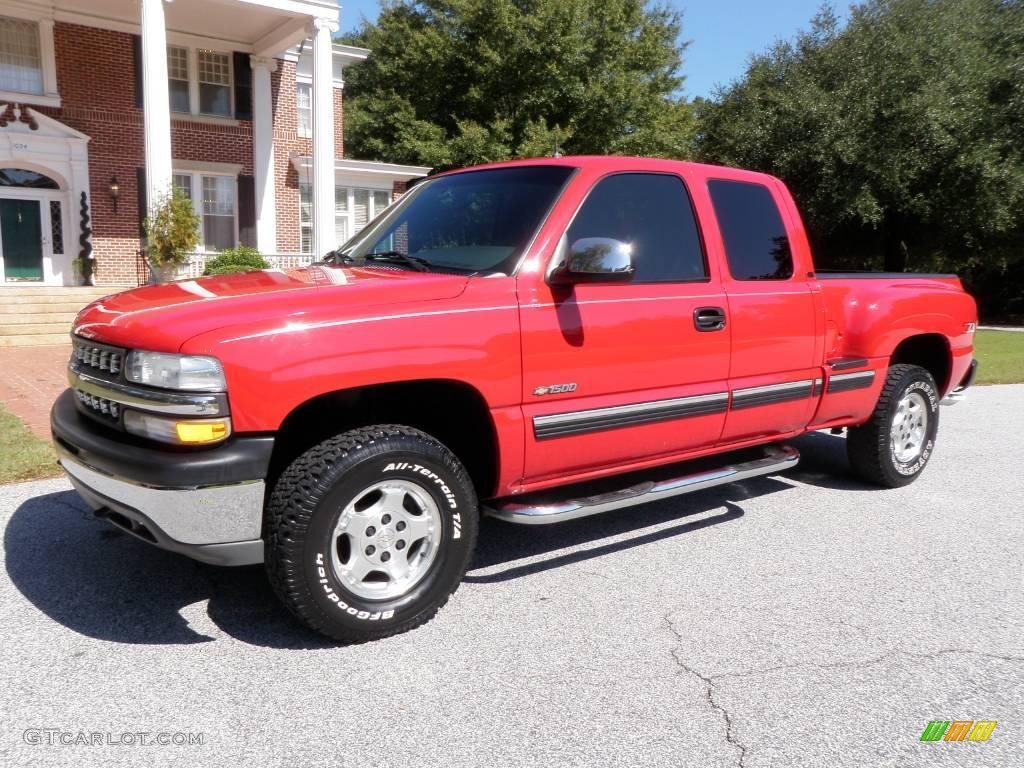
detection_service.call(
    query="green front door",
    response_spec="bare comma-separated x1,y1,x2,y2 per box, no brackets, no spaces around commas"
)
0,199,43,281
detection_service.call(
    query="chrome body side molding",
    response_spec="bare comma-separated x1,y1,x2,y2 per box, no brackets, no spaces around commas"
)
533,392,729,440
827,370,876,393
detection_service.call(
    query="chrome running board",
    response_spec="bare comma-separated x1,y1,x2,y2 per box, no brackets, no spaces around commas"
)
486,445,799,525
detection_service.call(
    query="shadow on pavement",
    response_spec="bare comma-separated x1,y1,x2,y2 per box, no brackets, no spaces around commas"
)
4,435,867,647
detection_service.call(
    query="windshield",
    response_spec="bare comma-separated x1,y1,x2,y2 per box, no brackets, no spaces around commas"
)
337,166,575,274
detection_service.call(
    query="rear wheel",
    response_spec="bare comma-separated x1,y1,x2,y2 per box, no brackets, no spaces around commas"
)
846,364,940,488
265,425,478,643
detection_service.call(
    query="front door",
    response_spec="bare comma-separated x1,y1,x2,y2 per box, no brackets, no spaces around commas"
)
0,199,43,281
519,171,731,484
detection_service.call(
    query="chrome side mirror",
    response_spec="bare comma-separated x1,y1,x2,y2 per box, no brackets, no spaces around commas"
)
548,237,635,284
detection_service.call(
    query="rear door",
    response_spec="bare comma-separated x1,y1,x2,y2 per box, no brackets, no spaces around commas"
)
518,170,730,484
703,177,820,444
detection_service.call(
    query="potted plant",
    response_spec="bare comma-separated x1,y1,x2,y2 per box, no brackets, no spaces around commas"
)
143,187,200,283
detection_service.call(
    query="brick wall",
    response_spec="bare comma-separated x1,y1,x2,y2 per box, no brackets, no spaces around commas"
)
42,22,269,285
271,59,345,253
39,22,260,285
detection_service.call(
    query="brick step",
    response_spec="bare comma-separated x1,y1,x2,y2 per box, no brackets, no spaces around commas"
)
0,312,78,324
0,302,94,313
0,286,128,296
0,293,111,305
0,333,71,347
0,322,72,336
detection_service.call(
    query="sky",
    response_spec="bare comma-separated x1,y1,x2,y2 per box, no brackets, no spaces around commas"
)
335,1,849,99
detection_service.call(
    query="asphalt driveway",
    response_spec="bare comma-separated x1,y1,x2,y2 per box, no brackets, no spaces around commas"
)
1,385,1021,767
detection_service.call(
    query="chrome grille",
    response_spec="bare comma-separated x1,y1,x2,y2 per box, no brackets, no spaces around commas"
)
72,338,125,376
75,389,121,421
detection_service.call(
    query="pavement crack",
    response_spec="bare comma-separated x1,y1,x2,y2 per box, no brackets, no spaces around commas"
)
662,614,1024,768
663,615,748,768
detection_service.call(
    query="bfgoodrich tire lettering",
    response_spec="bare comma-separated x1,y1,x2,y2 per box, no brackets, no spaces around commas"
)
846,364,940,488
265,425,478,643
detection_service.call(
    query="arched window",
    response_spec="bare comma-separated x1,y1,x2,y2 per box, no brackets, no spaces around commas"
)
0,168,59,189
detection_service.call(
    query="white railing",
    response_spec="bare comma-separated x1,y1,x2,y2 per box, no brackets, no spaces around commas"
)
178,252,318,279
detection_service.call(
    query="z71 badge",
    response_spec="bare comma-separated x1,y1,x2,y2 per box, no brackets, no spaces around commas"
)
534,383,577,396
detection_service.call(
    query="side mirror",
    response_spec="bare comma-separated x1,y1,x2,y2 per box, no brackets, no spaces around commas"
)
548,237,635,285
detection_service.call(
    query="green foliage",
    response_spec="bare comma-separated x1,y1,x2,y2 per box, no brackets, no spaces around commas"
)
203,246,271,276
143,187,201,267
696,0,1024,317
342,0,696,169
974,330,1024,385
0,405,60,484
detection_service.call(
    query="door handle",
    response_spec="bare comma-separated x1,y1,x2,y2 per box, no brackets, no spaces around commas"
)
694,306,726,332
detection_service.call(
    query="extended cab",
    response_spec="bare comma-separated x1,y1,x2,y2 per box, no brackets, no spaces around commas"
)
52,157,978,641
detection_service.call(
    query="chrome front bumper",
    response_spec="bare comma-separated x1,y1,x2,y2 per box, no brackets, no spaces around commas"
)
58,445,265,566
57,445,266,565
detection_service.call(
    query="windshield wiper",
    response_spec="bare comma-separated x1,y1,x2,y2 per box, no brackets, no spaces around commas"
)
361,251,431,272
319,249,359,265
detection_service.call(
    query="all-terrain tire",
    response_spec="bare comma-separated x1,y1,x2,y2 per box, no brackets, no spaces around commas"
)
265,424,478,643
846,364,940,488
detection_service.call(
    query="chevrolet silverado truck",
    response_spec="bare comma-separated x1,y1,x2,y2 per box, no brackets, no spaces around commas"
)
53,156,978,642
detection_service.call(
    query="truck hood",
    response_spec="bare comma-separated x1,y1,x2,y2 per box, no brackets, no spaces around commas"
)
74,265,469,351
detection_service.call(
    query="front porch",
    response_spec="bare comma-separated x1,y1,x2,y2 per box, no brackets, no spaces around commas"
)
0,0,427,296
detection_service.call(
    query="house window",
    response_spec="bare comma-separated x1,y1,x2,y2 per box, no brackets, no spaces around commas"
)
197,50,231,117
167,46,190,113
296,83,312,137
173,170,236,252
202,175,235,250
172,173,192,199
300,184,393,254
0,16,42,95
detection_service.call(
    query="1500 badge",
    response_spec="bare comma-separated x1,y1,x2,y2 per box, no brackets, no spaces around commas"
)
534,383,577,396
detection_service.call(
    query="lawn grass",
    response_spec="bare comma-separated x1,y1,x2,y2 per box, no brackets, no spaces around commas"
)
0,405,60,484
974,329,1024,385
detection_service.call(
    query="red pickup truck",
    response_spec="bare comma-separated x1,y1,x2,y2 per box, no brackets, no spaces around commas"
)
53,156,978,642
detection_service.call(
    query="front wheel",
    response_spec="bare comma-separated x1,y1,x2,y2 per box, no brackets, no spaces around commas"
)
846,364,940,488
265,425,478,643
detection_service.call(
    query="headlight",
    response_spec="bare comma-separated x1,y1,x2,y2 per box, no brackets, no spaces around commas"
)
124,411,232,445
125,351,226,391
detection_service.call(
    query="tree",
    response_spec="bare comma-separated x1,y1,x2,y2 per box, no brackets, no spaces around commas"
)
696,0,1024,317
341,0,695,169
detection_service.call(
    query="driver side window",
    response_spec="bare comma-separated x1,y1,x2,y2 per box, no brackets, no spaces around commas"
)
567,173,707,283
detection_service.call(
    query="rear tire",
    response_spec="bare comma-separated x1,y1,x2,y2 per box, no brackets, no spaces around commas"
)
265,424,478,643
846,364,940,488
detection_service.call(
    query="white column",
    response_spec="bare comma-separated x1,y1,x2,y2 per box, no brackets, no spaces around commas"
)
251,56,278,253
311,17,338,257
140,0,173,214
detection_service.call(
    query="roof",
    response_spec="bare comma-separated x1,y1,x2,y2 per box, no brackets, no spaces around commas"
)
431,156,779,186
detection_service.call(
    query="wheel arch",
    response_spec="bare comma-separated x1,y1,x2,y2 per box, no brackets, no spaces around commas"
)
268,378,500,499
888,333,952,394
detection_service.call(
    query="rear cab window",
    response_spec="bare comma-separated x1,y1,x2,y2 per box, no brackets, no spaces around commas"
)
707,179,794,281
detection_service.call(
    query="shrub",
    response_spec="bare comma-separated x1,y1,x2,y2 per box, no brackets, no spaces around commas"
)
203,247,271,276
144,188,201,269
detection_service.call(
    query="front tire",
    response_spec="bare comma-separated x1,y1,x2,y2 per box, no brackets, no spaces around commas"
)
846,364,940,488
265,425,478,643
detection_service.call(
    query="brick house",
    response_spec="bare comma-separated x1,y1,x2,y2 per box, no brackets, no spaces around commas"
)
0,0,430,288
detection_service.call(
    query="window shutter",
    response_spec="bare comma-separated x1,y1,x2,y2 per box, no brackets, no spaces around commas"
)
136,167,147,240
233,52,252,120
237,174,256,247
132,35,144,108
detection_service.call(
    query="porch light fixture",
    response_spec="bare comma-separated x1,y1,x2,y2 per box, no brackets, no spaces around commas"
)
109,176,121,213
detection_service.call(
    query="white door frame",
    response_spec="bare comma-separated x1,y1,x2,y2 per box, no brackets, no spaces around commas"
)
0,105,91,286
0,186,69,284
